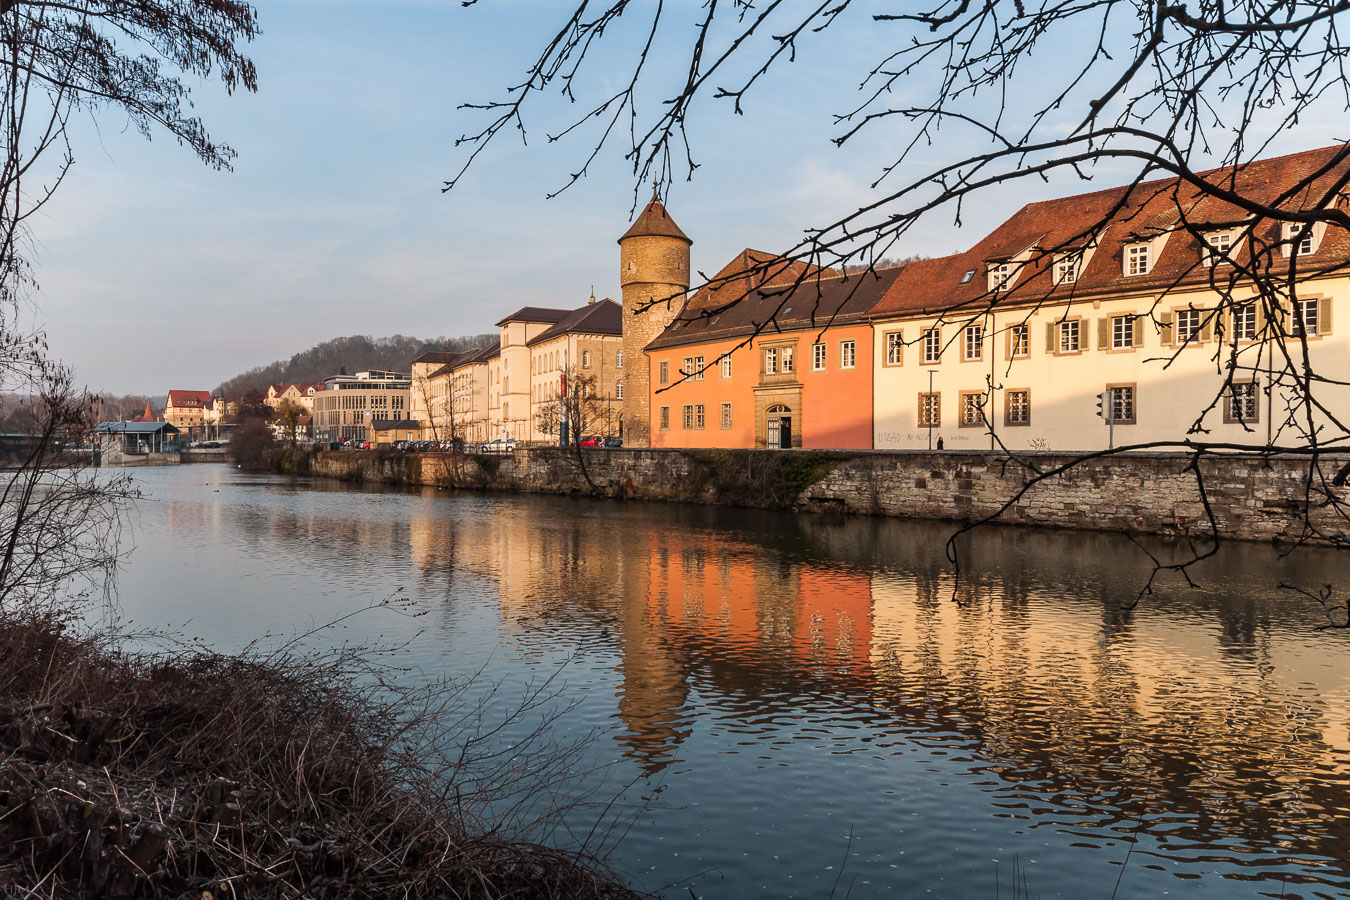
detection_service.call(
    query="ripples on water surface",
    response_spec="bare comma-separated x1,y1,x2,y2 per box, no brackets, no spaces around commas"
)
113,465,1350,899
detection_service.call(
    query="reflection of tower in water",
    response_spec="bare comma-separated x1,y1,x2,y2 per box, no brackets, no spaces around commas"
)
614,531,693,775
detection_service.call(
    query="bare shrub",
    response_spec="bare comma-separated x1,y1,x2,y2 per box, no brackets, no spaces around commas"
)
0,606,643,899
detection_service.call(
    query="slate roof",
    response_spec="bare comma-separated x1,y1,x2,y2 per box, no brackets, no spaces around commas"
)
429,341,500,378
494,306,572,327
412,350,463,365
373,419,421,431
526,299,622,346
869,143,1350,320
93,422,180,434
619,199,692,244
647,255,900,351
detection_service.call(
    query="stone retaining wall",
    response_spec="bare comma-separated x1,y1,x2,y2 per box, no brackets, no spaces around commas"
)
308,448,1350,544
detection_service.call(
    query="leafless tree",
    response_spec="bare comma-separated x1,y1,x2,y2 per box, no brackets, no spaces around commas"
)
413,365,474,486
274,398,306,446
537,366,620,492
0,1,257,613
451,1,1350,608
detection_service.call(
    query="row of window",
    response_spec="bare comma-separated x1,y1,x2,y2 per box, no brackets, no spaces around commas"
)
315,394,406,411
531,349,624,375
657,341,861,384
912,381,1259,428
881,298,1327,366
990,223,1321,291
658,402,735,431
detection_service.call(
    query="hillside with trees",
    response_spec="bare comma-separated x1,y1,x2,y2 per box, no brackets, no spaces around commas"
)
216,333,496,398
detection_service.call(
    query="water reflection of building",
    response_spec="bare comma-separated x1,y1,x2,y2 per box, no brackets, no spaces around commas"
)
208,479,1350,890
427,499,1350,887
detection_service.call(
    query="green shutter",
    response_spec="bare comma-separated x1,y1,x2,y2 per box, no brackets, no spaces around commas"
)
1097,317,1110,350
1045,322,1057,354
1132,316,1145,347
1158,310,1174,347
1319,297,1333,336
1199,309,1215,343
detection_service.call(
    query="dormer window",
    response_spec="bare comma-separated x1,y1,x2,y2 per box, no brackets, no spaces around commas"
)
988,263,1013,292
1125,243,1151,276
1202,230,1235,267
1054,254,1080,285
1283,222,1323,257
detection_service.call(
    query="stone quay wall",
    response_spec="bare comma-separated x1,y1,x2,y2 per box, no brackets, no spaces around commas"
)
307,447,1350,544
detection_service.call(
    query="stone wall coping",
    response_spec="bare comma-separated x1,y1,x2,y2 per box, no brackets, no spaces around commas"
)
507,446,1350,462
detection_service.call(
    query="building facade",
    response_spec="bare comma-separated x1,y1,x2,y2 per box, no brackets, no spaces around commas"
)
868,146,1350,453
312,370,411,443
163,390,213,435
645,252,895,449
640,144,1350,453
266,382,322,412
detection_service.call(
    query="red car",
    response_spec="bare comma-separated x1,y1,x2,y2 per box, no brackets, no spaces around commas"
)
578,435,605,447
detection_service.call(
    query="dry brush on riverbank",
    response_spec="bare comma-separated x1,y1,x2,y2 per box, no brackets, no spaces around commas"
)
0,611,643,899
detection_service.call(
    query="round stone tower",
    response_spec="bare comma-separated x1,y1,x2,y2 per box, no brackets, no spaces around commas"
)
619,199,691,447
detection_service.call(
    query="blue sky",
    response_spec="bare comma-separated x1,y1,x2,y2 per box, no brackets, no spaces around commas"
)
34,1,1347,395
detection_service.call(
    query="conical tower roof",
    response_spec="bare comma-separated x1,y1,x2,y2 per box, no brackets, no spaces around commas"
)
618,199,692,245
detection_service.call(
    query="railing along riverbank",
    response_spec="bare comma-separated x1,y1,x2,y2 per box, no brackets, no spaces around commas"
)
280,446,1350,545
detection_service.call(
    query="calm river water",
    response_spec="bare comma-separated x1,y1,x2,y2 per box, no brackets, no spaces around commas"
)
112,464,1350,899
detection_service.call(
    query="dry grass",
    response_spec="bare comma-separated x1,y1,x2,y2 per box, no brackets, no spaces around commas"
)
0,611,643,899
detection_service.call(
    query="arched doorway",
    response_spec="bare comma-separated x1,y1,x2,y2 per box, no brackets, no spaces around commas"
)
766,404,793,449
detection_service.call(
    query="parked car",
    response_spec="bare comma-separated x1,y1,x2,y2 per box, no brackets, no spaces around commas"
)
603,436,623,449
578,435,604,448
479,438,516,454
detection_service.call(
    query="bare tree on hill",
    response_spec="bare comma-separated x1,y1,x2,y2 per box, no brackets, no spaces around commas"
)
450,1,1350,612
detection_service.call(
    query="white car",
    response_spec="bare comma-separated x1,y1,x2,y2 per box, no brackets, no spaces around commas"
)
479,438,516,454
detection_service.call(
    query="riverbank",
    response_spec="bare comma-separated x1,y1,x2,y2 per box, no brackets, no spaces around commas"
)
0,613,641,899
290,446,1350,544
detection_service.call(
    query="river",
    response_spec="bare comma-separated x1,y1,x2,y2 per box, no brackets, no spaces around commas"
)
110,463,1350,899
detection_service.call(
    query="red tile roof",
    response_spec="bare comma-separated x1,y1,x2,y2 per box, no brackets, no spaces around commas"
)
647,254,899,351
618,199,692,244
870,143,1350,319
167,390,212,408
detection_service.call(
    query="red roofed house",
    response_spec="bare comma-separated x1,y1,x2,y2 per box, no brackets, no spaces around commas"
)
869,144,1350,452
164,390,213,436
635,144,1350,452
265,382,323,412
643,246,891,449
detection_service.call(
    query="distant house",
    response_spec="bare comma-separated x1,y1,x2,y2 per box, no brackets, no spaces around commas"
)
372,419,421,446
163,390,212,435
266,382,323,412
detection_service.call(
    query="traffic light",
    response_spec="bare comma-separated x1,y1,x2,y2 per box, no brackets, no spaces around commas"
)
1095,392,1106,418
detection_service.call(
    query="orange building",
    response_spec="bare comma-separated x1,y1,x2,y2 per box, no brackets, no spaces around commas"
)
644,250,899,449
